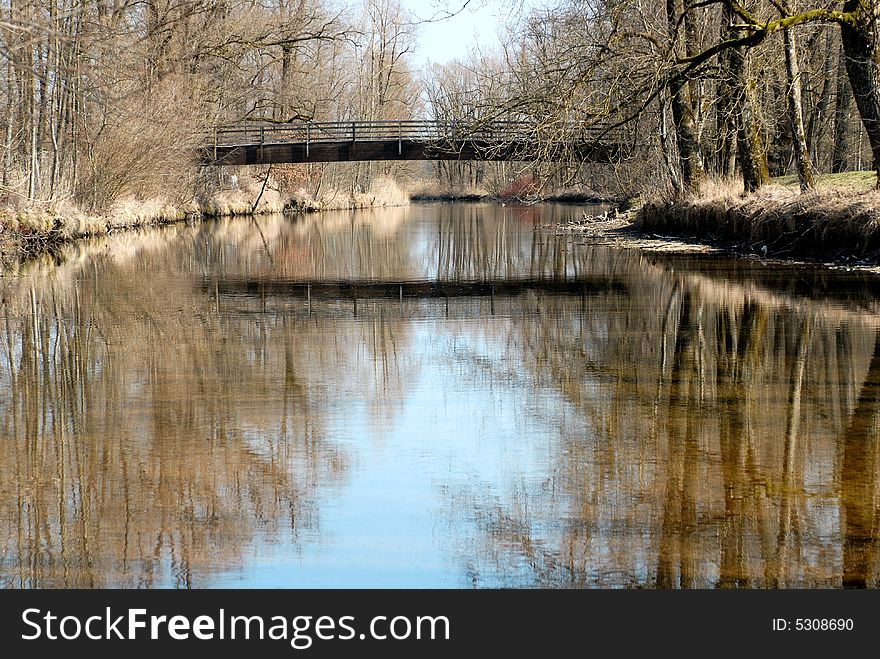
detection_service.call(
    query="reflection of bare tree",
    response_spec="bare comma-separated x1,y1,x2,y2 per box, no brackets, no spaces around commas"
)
434,203,611,282
657,291,698,588
717,302,767,588
0,207,462,586
841,330,880,588
444,257,880,588
206,204,607,285
4,206,880,588
269,208,416,281
774,316,812,587
0,243,352,587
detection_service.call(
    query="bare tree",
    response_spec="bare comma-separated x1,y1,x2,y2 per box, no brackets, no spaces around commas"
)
780,1,815,190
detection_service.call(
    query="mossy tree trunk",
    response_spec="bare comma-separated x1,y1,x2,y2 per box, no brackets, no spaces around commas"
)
782,11,815,191
666,0,706,194
725,1,770,193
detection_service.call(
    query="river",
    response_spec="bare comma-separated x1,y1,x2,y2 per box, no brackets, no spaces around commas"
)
1,202,878,588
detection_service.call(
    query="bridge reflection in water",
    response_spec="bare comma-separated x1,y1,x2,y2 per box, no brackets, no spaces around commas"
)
208,277,625,302
2,204,880,587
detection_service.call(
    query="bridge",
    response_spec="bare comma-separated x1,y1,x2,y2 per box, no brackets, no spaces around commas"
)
202,120,623,166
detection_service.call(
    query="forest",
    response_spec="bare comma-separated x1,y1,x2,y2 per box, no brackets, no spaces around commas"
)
2,0,880,220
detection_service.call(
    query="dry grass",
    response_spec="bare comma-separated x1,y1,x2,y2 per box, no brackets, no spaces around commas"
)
635,174,880,260
202,188,285,216
364,175,409,207
286,175,410,211
1,171,416,262
200,170,286,216
775,171,877,194
106,199,192,227
0,197,197,262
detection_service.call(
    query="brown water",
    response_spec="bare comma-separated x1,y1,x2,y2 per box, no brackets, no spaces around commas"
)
1,202,879,588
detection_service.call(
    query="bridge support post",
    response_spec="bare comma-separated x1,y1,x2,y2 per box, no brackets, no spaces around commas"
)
306,124,310,159
398,121,402,155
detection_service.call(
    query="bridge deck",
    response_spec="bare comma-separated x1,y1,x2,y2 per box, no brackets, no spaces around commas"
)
202,120,622,166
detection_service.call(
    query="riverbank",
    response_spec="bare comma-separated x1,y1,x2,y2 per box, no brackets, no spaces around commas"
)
8,173,880,269
638,175,880,262
557,173,880,268
0,201,194,262
0,175,410,262
410,185,622,205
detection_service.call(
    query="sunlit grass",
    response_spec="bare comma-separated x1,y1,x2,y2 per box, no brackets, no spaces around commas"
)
774,170,876,194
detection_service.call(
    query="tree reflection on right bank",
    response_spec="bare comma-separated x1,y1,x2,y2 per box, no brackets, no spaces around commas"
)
441,249,880,588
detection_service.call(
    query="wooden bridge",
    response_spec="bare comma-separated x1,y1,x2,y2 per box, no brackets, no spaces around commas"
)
202,120,622,166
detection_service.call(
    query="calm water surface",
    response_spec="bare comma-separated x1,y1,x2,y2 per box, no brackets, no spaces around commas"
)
2,202,879,588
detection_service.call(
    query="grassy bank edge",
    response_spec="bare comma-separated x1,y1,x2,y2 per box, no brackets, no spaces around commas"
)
0,192,409,263
545,173,880,267
410,190,623,204
633,193,879,265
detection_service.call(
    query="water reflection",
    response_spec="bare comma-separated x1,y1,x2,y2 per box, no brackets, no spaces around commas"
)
1,203,879,587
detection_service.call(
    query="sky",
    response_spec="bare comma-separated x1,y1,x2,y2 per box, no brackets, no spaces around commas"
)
400,0,537,68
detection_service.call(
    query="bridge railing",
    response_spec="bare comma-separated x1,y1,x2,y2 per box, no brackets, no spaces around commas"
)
209,119,607,148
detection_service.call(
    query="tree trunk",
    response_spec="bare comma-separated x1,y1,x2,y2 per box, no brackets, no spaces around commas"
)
668,80,706,194
832,45,855,173
280,44,292,122
840,0,880,187
659,91,683,193
730,53,770,191
725,2,770,192
807,29,835,165
783,23,815,191
3,46,13,190
716,47,738,177
666,0,706,194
